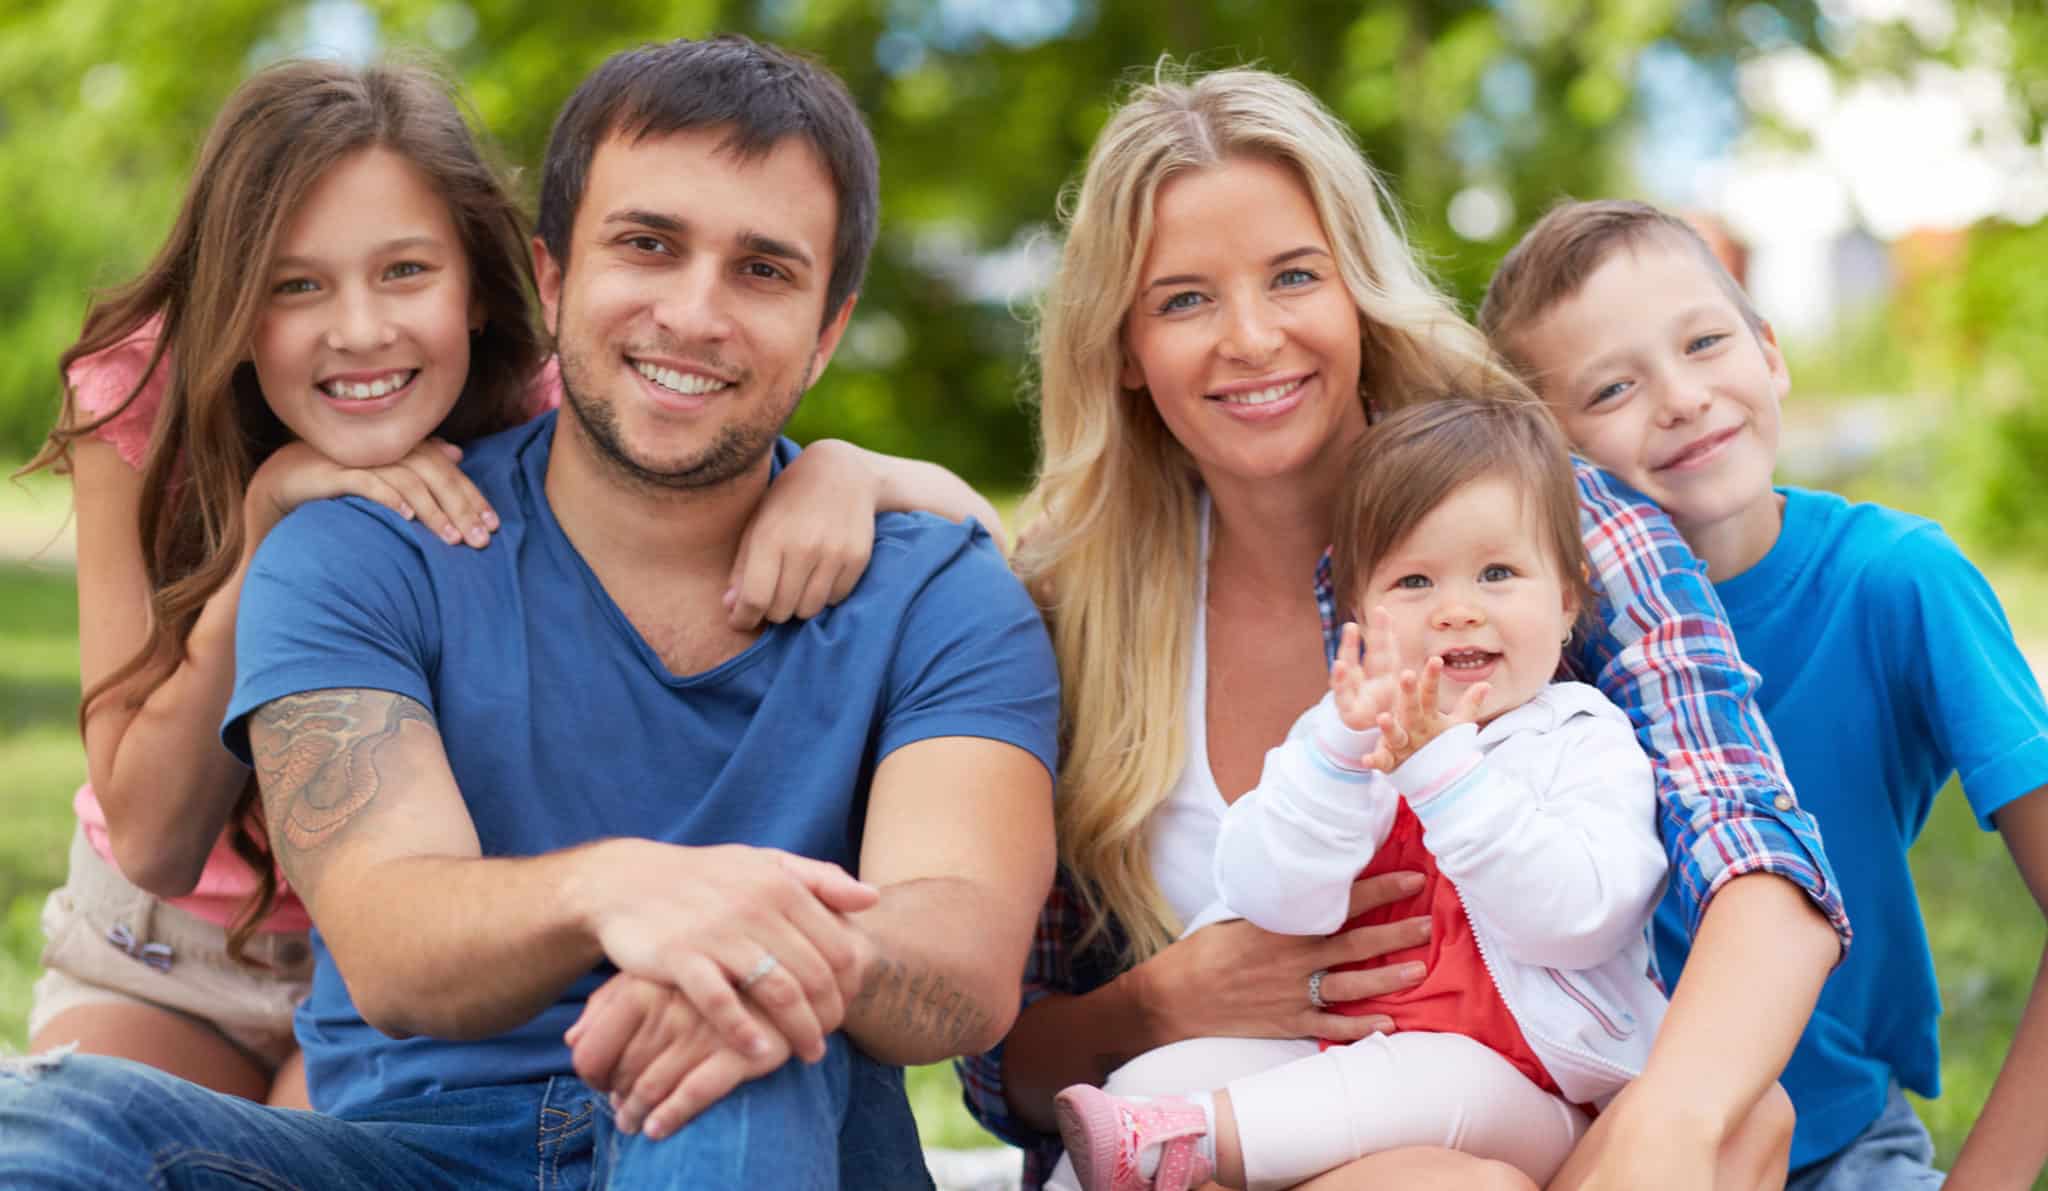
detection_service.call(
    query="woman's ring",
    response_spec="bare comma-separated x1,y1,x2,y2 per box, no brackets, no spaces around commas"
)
1308,968,1331,1010
738,953,781,992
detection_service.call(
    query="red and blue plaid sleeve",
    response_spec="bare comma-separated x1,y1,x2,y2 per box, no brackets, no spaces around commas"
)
1569,460,1851,953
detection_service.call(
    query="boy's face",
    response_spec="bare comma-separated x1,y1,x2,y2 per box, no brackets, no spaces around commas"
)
1515,240,1789,553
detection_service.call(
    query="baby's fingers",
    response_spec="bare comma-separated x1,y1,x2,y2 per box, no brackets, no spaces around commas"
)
1454,681,1491,724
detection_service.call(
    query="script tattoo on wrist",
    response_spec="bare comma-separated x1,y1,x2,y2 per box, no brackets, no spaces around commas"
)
250,690,434,874
851,953,993,1057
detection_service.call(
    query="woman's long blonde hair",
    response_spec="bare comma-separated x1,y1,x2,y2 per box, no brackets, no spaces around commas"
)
1015,64,1526,962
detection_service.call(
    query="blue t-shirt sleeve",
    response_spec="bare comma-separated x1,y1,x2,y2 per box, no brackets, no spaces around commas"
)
1882,522,2048,828
875,524,1060,779
222,498,442,762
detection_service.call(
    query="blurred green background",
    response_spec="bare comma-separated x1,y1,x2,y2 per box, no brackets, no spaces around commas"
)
3,0,2046,1181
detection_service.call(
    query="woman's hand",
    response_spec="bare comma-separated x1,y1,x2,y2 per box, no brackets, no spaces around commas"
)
724,440,877,630
1126,872,1431,1044
245,439,497,550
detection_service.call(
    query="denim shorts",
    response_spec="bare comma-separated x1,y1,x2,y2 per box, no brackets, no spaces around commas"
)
1785,1082,1946,1191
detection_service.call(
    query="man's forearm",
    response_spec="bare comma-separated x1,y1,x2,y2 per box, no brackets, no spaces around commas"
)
252,689,606,1039
845,877,1023,1065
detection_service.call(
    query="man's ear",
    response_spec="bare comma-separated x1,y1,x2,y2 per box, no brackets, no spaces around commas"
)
804,293,859,390
532,234,563,339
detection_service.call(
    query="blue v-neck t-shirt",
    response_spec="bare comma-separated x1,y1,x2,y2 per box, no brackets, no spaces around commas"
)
224,412,1061,1117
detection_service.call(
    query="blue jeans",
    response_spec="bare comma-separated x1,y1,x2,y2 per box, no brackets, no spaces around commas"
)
0,1035,933,1189
1786,1083,1946,1191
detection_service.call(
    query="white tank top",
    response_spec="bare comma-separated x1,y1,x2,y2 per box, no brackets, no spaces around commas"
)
1144,501,1233,931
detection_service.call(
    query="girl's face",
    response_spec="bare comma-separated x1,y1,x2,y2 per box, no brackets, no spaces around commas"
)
1120,155,1366,494
1354,473,1577,723
252,147,478,469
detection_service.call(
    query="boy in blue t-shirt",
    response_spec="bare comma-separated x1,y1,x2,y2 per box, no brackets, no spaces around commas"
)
1479,198,2048,1190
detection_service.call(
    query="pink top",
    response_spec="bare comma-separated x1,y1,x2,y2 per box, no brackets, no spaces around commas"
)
66,319,561,932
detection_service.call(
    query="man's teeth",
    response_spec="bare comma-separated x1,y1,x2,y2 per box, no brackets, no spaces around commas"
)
635,361,732,396
322,372,413,401
1217,378,1303,406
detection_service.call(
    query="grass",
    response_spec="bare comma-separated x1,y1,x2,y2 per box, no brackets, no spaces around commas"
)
0,485,2039,1177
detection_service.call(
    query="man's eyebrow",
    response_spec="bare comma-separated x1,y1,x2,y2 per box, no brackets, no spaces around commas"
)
741,231,813,271
602,209,686,234
1144,245,1328,292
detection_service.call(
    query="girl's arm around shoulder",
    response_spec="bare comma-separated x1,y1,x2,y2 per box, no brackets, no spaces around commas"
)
1213,692,1401,936
1402,685,1665,969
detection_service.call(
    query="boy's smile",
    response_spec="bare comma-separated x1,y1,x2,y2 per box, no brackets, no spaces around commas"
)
1516,239,1790,580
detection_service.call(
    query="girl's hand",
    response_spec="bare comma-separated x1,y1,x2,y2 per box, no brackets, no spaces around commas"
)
1329,614,1401,734
246,439,497,550
1362,652,1489,772
725,441,877,630
1128,873,1431,1043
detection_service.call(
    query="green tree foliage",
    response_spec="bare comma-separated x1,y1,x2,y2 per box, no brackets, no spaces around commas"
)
0,0,1915,488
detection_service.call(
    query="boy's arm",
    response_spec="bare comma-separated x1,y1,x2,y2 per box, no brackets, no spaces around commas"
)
1212,692,1401,935
1950,787,2048,1189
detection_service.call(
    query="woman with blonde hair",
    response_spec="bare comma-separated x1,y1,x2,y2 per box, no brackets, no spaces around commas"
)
957,65,1846,1191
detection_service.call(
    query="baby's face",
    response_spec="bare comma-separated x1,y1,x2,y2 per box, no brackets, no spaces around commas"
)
1515,240,1788,547
1353,473,1576,724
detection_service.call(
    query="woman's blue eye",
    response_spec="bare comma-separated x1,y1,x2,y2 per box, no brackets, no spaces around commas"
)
1395,574,1430,590
1276,267,1316,287
272,278,317,296
1159,291,1202,313
1480,564,1516,582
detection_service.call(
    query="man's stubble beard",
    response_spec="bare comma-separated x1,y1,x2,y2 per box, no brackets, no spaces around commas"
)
554,334,810,495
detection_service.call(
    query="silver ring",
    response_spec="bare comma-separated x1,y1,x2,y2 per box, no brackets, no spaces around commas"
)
1308,968,1331,1010
738,953,780,992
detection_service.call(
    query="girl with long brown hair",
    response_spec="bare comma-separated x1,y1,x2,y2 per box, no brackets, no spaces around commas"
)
24,56,998,1108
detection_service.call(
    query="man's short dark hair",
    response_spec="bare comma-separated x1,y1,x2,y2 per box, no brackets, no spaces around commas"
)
537,35,880,327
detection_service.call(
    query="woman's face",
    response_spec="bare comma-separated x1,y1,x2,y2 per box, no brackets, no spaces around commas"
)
1120,155,1366,491
251,147,478,469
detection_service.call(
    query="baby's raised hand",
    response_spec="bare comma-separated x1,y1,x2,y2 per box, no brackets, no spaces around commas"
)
1329,616,1396,733
1362,655,1490,771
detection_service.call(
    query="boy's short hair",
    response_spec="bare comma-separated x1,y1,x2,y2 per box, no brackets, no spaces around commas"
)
536,34,879,328
1479,198,1764,383
1333,392,1596,629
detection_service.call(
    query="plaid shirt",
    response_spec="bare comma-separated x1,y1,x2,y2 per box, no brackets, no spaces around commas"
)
956,461,1850,1188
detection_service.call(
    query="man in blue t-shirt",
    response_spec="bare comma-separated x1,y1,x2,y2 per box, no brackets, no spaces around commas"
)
1487,199,2048,1190
0,37,1058,1190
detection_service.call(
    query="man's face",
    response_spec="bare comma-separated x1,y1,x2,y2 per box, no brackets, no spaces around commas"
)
535,127,852,490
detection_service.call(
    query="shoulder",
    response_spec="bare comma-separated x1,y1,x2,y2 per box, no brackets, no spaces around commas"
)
1791,491,1978,615
868,511,1034,609
66,317,170,471
1489,682,1635,739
